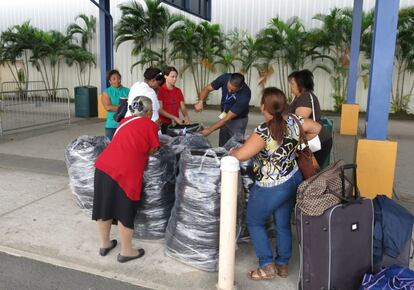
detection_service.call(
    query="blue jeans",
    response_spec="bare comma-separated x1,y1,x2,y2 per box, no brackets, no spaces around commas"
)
105,128,116,141
247,170,303,267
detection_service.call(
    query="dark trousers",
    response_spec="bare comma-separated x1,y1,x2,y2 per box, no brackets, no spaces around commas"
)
314,137,333,168
160,122,170,135
105,128,116,141
218,117,248,147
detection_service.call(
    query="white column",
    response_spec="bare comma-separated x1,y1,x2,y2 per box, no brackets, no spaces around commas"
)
217,156,240,290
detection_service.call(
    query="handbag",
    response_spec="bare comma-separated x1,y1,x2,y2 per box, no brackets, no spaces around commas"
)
296,147,320,179
291,114,320,179
113,98,128,122
296,161,359,216
307,93,322,152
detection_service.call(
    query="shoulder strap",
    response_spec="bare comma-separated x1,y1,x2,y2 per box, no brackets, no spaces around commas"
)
309,93,316,121
113,116,141,138
290,114,308,146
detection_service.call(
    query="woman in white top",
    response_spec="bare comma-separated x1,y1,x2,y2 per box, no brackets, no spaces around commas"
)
126,67,165,123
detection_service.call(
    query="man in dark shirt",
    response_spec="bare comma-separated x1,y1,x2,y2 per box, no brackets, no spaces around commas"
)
194,73,251,146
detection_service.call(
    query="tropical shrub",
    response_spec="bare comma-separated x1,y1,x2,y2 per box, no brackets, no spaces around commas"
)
67,14,96,86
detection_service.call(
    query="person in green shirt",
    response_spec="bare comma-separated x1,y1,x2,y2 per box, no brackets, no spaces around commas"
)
101,70,130,140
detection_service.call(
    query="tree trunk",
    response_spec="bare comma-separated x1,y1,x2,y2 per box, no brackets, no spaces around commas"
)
56,61,61,91
41,60,51,93
277,58,283,89
409,72,414,96
395,62,402,111
191,65,200,97
7,63,22,90
75,63,82,86
24,51,30,91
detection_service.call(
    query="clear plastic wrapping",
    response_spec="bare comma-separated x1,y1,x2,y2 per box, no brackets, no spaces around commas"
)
222,135,255,194
168,134,212,155
165,148,227,272
64,135,110,216
133,143,177,240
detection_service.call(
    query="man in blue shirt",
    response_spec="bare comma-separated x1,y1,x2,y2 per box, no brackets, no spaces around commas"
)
195,73,251,146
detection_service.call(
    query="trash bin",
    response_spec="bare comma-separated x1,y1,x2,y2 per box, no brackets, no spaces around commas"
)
74,86,98,117
321,117,333,169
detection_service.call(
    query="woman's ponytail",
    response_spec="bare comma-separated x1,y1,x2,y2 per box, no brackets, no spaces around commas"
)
261,87,288,144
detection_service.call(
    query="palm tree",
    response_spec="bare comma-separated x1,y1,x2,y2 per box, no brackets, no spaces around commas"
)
214,49,237,74
169,19,200,92
30,30,71,97
238,32,259,86
65,45,96,87
309,8,354,111
197,21,225,92
214,30,245,74
115,0,183,72
310,8,375,112
389,7,414,114
357,10,375,91
67,14,96,85
0,21,38,90
169,19,224,96
256,17,312,100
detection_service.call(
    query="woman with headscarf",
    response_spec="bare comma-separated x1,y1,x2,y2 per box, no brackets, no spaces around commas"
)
92,96,159,263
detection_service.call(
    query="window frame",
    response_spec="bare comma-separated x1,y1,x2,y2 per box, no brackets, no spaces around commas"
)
161,0,211,21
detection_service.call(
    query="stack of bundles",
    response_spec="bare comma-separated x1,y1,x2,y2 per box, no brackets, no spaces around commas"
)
133,141,177,240
165,147,227,272
223,136,255,241
166,123,203,137
64,135,110,216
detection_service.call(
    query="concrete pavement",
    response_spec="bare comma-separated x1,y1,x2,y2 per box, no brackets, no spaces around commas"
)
0,109,413,289
0,252,150,290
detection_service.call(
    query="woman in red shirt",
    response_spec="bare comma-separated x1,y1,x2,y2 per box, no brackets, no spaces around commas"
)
158,66,191,134
92,96,160,263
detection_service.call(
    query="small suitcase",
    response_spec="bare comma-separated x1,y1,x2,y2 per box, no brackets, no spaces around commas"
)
296,164,374,290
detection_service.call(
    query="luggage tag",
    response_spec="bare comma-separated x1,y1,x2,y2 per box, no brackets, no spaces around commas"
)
218,111,227,119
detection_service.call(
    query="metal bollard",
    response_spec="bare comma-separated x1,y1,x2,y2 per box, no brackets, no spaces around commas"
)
217,156,240,290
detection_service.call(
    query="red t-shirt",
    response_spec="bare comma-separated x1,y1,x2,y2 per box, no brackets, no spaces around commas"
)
157,84,184,124
95,116,160,201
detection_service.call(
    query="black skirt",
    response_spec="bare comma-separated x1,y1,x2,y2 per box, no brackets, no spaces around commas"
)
92,169,140,229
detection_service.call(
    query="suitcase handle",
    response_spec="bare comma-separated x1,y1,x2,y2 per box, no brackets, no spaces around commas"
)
340,164,361,201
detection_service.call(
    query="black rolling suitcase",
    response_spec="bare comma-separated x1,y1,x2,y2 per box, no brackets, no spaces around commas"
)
296,164,374,290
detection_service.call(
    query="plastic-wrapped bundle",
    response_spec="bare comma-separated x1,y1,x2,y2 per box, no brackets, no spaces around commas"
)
168,134,212,155
165,148,226,272
64,135,109,216
134,144,176,240
166,123,203,137
222,135,254,193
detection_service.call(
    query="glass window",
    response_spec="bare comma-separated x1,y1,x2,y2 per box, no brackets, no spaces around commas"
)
162,0,211,21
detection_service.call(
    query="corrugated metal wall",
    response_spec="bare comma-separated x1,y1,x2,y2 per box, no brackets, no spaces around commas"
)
1,0,414,111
